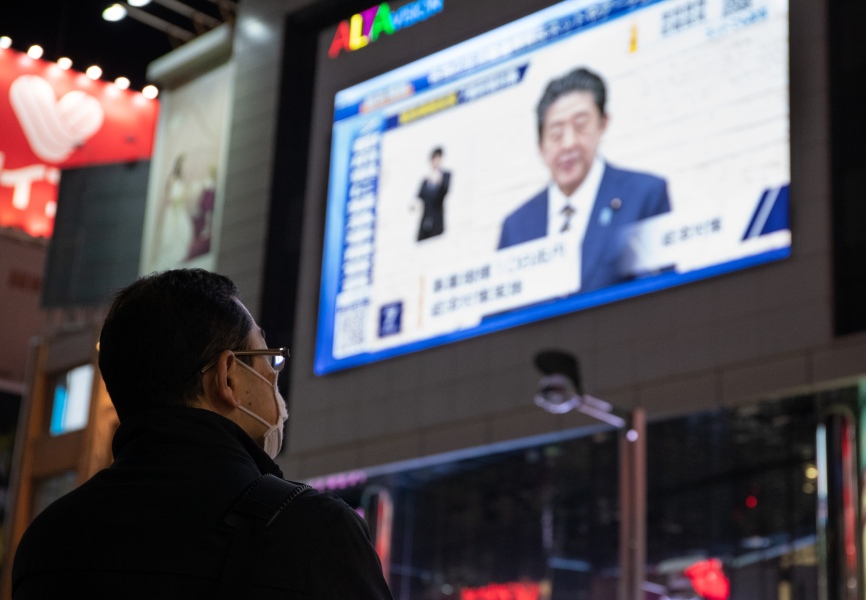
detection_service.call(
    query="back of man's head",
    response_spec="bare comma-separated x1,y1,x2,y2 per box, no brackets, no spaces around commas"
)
98,269,252,421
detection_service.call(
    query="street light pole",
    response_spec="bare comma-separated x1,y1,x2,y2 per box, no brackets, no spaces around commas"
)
618,407,646,600
533,350,647,600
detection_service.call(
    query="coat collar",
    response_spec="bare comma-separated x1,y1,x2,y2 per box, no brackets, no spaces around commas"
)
111,406,283,478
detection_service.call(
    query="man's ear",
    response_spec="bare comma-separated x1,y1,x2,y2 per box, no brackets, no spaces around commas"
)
202,350,241,412
599,112,609,133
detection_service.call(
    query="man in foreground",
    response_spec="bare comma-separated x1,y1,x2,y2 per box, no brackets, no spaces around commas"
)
498,67,671,293
13,269,392,599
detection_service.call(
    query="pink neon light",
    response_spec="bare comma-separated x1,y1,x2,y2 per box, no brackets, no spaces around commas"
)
461,582,540,600
684,559,730,600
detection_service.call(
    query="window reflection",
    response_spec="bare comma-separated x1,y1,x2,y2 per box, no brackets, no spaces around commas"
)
328,393,831,599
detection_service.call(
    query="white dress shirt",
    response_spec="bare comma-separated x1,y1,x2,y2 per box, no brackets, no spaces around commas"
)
547,156,606,244
544,157,605,293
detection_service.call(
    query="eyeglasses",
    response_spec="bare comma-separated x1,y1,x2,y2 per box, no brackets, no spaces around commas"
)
200,347,290,374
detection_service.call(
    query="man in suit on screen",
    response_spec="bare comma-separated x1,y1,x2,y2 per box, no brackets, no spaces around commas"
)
498,67,671,293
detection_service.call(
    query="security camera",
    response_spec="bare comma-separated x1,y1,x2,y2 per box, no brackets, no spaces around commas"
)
532,349,627,428
533,350,582,414
534,373,579,414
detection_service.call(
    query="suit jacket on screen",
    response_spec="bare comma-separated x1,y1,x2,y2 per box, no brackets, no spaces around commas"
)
497,163,671,292
417,171,451,241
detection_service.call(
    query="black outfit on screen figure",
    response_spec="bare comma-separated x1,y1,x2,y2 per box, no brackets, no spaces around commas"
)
12,407,392,600
417,170,450,241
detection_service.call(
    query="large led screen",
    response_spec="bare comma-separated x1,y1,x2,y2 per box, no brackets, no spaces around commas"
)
315,0,790,374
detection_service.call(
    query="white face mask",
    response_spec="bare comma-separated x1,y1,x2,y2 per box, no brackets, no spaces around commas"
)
236,359,288,459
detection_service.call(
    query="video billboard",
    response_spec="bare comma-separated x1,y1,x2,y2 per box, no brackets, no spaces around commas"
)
315,0,790,374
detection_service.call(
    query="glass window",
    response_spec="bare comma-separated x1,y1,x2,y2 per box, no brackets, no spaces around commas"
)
325,393,828,600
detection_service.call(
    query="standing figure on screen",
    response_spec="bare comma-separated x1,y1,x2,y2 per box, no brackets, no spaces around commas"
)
498,67,671,292
415,147,451,241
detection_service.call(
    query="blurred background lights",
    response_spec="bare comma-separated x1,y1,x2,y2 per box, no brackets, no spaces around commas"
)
86,65,103,80
102,4,128,22
805,464,818,480
0,37,11,49
242,18,270,42
142,85,158,99
27,45,43,59
114,76,130,90
57,57,72,70
127,0,152,6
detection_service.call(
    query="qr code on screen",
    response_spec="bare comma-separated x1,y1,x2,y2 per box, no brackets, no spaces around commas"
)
333,302,368,358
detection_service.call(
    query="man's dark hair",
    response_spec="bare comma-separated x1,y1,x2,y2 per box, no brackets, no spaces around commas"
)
98,269,252,420
430,147,443,160
536,67,607,141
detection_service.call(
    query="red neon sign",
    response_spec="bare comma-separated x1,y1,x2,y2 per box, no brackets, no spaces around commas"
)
684,559,730,600
0,47,158,237
461,582,540,600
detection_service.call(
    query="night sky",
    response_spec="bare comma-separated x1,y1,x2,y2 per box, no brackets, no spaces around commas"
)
1,0,231,91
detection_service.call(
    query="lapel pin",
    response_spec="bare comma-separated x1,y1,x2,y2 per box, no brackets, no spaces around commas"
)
599,207,613,226
611,197,622,210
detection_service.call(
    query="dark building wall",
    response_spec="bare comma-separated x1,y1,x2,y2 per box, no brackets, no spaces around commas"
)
829,0,866,336
0,229,45,388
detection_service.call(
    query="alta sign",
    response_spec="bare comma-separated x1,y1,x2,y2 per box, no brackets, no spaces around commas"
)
329,0,444,58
